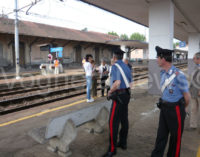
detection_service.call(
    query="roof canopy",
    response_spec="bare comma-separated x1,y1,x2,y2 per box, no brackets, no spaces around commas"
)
0,18,118,44
106,40,148,49
80,0,200,42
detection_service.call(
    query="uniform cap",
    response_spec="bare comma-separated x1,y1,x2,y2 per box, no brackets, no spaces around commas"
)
113,47,125,55
155,46,174,58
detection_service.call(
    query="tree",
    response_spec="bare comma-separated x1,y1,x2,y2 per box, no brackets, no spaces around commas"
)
120,34,129,40
81,27,88,32
108,31,119,37
130,32,146,41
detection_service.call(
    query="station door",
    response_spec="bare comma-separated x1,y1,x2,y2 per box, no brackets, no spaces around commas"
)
75,45,82,64
12,42,25,67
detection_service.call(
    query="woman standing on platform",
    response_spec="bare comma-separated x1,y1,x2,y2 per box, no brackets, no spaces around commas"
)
83,54,94,103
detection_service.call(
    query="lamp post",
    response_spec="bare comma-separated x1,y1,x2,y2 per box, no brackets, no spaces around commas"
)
15,0,20,79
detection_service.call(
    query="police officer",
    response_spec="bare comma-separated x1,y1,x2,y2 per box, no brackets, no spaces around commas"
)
151,46,190,157
102,47,132,157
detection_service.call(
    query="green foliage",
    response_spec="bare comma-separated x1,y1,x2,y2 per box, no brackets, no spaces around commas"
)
108,31,119,37
120,34,129,40
81,27,88,32
173,42,179,49
130,32,146,41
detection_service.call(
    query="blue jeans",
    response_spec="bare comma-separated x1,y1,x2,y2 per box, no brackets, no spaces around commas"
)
86,76,92,100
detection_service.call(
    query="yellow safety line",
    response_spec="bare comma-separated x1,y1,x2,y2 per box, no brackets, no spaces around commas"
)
134,80,148,86
0,99,86,127
0,81,148,127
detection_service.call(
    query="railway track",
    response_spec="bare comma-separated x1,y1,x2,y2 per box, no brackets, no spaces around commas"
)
0,63,187,115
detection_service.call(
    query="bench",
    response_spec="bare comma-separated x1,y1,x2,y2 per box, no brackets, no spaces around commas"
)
28,100,111,157
39,63,64,75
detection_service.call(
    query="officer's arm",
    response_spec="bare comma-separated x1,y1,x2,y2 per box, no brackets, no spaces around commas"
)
183,92,190,107
109,80,121,94
177,72,190,107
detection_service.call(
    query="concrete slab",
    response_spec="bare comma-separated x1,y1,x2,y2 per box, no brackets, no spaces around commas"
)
45,101,111,139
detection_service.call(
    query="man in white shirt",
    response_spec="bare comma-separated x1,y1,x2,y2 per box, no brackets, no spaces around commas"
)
99,59,110,97
83,54,94,102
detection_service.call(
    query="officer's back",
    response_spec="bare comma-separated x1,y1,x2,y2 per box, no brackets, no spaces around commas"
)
111,60,132,89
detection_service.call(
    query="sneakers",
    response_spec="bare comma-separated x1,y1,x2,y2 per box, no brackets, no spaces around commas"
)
87,98,94,103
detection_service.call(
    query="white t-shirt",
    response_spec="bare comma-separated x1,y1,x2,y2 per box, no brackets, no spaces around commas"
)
83,62,92,76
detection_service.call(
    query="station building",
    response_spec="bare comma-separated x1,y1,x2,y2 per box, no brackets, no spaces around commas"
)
0,17,118,69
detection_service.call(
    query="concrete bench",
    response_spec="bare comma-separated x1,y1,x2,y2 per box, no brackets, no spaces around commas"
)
28,100,111,157
40,63,64,75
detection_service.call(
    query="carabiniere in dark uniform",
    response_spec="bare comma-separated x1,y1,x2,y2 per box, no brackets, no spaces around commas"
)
102,47,132,157
151,46,190,157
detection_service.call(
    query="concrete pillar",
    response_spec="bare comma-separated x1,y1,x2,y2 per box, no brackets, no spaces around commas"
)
143,49,149,60
188,33,200,76
148,0,174,95
121,45,127,59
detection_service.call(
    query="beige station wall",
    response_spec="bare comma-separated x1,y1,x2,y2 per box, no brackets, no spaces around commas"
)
131,49,144,59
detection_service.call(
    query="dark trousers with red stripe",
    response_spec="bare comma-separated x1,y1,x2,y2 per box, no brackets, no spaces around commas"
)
151,104,186,157
108,93,130,153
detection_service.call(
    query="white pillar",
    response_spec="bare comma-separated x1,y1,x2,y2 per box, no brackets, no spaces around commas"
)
148,0,174,95
121,45,127,59
188,33,200,76
143,49,149,60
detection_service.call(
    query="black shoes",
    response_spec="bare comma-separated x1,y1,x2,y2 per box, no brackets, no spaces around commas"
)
117,142,127,150
102,142,127,157
102,151,116,157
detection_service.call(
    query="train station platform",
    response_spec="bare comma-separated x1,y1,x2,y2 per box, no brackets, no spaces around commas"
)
0,67,84,83
0,67,85,87
0,81,199,157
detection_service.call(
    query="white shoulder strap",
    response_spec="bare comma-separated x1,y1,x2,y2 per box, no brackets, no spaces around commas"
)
161,73,176,93
115,63,130,88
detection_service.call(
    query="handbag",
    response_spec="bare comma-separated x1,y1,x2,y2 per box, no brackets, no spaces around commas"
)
105,76,110,86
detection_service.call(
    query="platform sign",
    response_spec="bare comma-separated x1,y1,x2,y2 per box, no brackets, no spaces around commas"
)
50,47,63,53
50,47,63,58
179,41,186,48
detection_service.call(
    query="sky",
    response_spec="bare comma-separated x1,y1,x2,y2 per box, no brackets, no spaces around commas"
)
0,0,149,40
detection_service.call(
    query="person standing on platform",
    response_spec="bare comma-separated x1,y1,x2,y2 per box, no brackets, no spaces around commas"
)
99,59,110,97
105,59,115,94
54,58,59,74
189,52,200,131
82,57,86,67
151,46,190,157
83,54,94,103
123,58,132,71
102,47,132,157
